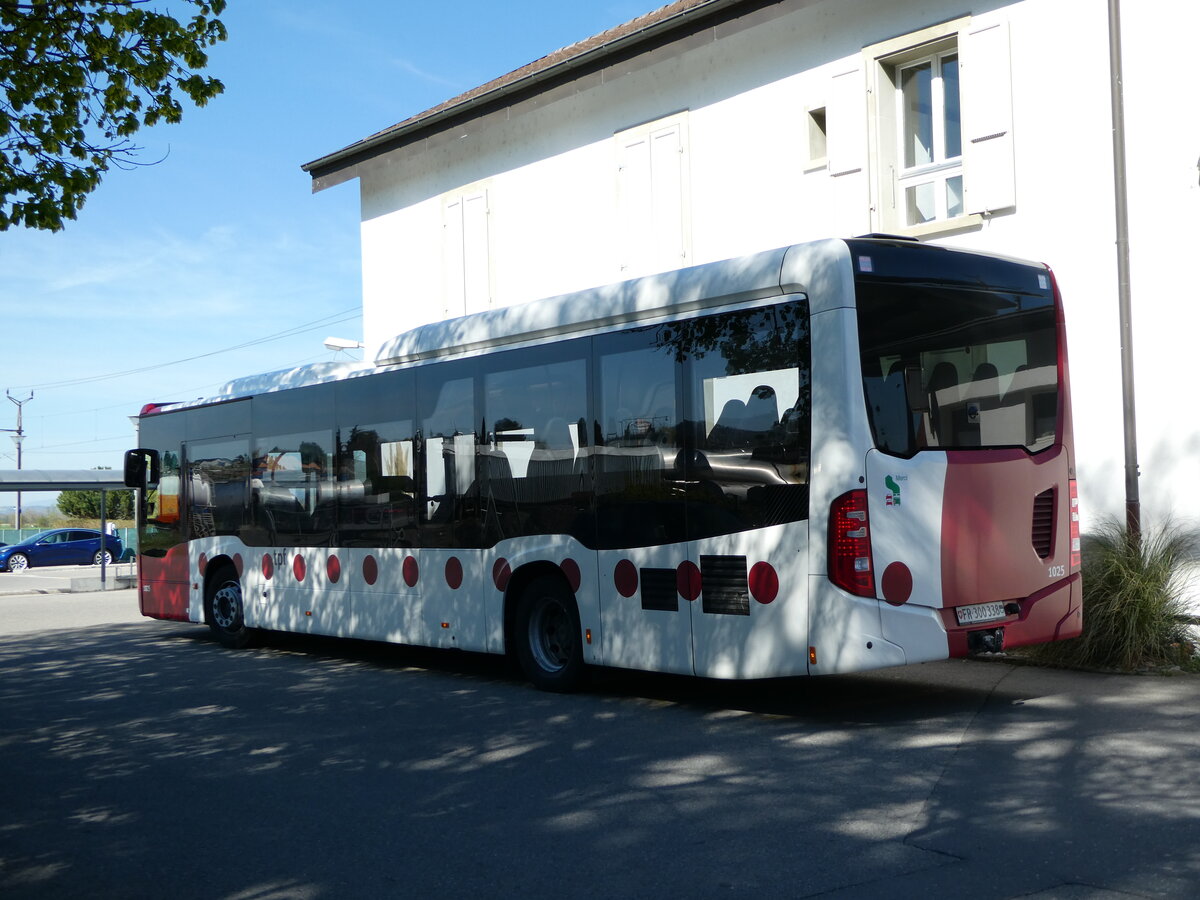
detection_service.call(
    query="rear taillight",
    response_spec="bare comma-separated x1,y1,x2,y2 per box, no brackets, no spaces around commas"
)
1069,479,1081,570
829,490,874,597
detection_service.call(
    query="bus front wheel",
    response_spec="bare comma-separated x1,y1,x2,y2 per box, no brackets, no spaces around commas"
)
515,575,586,692
205,565,256,649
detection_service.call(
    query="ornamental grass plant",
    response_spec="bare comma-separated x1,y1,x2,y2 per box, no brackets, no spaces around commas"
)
1026,519,1197,671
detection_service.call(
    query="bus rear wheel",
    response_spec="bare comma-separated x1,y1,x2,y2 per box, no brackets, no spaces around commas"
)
515,575,586,692
205,565,256,649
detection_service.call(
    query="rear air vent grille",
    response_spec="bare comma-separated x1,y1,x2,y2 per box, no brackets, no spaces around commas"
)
1031,489,1055,559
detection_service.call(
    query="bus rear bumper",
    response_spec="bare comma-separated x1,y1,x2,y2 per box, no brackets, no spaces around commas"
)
942,572,1083,657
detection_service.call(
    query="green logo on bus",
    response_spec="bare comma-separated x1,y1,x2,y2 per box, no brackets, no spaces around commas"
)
885,475,902,507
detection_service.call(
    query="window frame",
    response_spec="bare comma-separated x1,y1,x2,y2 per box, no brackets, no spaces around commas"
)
893,44,962,225
863,17,985,238
804,105,828,172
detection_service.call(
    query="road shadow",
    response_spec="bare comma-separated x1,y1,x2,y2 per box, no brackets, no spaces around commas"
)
1,622,1197,899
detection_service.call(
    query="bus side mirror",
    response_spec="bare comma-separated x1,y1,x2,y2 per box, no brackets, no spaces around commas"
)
124,449,161,487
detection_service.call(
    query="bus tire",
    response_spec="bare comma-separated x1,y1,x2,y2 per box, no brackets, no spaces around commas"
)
205,565,256,649
515,574,586,692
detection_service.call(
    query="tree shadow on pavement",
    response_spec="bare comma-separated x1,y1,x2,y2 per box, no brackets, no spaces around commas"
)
1,623,1197,899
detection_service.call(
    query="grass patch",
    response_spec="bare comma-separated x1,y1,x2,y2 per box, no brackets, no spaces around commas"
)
1025,519,1197,671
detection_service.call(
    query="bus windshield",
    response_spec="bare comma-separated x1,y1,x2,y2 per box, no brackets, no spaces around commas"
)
854,247,1059,457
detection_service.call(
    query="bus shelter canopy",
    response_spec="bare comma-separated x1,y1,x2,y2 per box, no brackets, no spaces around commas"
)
0,470,128,492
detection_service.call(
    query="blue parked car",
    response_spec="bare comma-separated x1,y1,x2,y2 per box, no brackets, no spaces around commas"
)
0,529,123,572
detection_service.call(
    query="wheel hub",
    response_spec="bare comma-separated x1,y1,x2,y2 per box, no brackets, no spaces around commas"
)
529,599,571,672
212,584,241,629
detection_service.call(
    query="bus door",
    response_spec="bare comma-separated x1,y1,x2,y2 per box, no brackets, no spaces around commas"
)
596,534,695,675
593,327,695,676
418,366,488,651
133,415,189,621
685,303,813,679
686,374,812,679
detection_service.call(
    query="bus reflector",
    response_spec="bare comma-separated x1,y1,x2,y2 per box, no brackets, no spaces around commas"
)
1069,479,1081,570
829,490,874,597
809,646,817,665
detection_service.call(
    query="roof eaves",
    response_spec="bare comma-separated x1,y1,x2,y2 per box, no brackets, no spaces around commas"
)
301,0,745,187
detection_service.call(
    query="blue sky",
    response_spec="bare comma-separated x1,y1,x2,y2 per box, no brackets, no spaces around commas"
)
0,1,649,511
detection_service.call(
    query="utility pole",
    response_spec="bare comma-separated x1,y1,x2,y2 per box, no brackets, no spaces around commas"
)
5,391,33,531
1108,0,1140,541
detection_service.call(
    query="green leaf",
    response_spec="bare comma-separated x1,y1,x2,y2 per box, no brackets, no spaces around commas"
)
0,0,228,231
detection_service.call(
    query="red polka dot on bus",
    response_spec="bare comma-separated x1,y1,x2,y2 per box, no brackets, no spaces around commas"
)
293,555,306,582
676,560,702,602
445,556,463,590
560,558,581,593
492,557,511,591
362,555,379,586
403,555,419,588
614,559,638,598
327,555,341,584
882,561,913,606
233,554,243,577
262,554,274,580
748,561,779,604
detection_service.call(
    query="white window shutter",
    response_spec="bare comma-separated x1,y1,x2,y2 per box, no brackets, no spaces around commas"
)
650,124,686,266
616,115,690,276
617,132,652,274
462,190,490,312
962,18,1016,214
828,66,866,178
443,197,466,318
444,190,490,317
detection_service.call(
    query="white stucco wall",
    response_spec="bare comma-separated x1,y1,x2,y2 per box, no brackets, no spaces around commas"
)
352,0,1200,541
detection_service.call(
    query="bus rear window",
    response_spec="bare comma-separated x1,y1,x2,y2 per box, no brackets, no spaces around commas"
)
855,262,1059,456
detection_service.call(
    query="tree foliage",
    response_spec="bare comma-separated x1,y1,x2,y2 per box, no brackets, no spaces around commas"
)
57,486,134,519
0,0,227,231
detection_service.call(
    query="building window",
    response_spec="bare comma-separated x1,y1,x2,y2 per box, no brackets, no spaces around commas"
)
806,106,828,169
854,15,1015,237
894,43,962,225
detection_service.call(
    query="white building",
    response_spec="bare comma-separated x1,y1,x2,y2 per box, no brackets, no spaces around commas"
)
303,0,1200,544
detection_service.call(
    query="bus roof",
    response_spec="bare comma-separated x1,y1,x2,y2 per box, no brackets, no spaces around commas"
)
143,238,868,416
374,241,818,367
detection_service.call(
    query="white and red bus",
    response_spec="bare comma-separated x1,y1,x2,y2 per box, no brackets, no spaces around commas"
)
124,237,1081,690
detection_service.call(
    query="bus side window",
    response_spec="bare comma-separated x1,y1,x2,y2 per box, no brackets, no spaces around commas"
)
594,326,682,549
482,346,588,543
333,369,419,548
682,302,811,540
184,438,250,539
418,366,479,549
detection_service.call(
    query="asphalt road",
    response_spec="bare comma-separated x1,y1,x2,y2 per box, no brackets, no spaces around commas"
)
1,590,1198,899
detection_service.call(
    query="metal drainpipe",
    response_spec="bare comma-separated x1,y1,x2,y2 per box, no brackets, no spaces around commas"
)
1108,0,1140,540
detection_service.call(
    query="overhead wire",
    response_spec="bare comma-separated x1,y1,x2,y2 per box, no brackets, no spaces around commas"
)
31,351,336,420
8,308,360,392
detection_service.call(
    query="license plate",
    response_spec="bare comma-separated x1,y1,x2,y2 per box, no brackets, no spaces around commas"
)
955,601,1006,625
